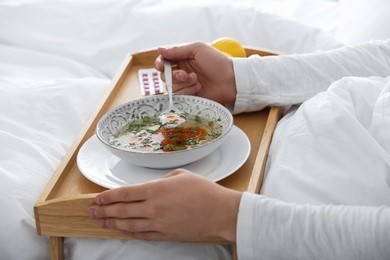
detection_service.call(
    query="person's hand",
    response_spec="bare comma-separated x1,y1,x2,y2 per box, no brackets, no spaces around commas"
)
87,169,242,242
154,42,237,105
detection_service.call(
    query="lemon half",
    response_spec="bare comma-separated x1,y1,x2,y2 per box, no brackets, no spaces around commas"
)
211,37,247,57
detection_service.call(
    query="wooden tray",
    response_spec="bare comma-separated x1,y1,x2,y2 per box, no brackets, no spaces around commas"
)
34,47,282,259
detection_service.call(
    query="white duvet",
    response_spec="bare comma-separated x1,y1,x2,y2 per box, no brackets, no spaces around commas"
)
1,0,389,259
237,75,390,259
263,76,390,206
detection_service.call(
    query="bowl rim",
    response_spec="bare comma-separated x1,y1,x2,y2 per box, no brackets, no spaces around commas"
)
96,95,234,155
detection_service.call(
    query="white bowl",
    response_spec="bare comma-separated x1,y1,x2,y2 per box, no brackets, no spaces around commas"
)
96,95,233,169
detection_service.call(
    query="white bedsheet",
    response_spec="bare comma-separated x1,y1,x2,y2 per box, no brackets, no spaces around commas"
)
0,0,389,259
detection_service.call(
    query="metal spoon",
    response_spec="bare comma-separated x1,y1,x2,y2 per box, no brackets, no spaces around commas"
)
158,58,186,129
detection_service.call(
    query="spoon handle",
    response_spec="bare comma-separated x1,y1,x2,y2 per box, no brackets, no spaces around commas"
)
163,58,173,107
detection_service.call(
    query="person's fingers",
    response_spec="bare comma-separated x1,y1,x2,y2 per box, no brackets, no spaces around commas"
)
94,183,151,205
157,44,194,61
171,72,198,91
88,201,150,219
100,217,155,233
157,42,207,62
154,55,164,72
173,70,188,82
160,70,188,83
173,82,202,96
159,70,199,94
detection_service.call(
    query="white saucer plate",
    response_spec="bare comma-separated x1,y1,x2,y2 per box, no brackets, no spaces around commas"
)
77,125,251,189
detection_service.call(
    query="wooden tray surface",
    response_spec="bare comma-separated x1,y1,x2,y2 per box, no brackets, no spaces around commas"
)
34,47,282,244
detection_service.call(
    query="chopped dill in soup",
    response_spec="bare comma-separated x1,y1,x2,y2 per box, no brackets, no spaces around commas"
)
109,115,223,152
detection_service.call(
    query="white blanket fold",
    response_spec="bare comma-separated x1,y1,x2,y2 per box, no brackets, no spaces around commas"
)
263,76,390,206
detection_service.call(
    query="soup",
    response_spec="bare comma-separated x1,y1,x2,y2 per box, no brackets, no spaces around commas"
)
108,115,222,152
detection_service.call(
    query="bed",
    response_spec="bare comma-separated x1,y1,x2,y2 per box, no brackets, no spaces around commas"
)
1,0,389,259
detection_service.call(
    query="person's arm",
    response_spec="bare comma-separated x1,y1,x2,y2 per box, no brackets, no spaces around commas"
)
233,39,390,113
237,192,390,260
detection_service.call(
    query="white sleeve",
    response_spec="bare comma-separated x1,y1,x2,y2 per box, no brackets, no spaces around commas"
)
232,39,390,114
237,192,390,260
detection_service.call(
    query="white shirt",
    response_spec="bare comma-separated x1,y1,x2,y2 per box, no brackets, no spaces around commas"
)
233,40,390,259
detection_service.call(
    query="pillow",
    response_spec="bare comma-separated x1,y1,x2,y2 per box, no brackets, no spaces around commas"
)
336,0,390,45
